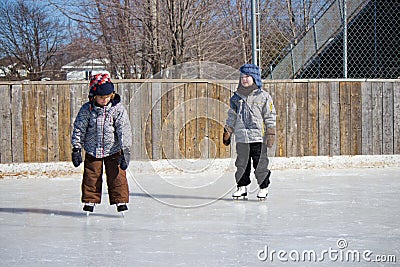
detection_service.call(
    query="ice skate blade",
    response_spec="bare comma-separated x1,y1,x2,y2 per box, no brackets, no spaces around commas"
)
233,196,248,201
257,197,267,201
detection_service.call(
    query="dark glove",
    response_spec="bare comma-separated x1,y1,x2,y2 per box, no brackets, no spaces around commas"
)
265,128,276,148
72,147,82,167
223,126,232,146
118,148,131,170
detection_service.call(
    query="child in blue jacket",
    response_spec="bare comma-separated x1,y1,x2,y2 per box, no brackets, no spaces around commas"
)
224,64,276,200
71,73,132,213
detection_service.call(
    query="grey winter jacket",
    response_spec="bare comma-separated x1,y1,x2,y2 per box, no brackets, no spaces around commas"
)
71,94,132,158
226,88,276,143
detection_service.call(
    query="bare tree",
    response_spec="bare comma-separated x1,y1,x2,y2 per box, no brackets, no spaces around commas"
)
157,0,239,76
0,0,66,80
149,0,162,74
286,0,297,40
238,1,251,63
259,0,326,74
302,0,313,32
44,0,325,80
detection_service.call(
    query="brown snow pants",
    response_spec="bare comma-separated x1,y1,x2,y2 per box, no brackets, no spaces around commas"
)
81,152,129,205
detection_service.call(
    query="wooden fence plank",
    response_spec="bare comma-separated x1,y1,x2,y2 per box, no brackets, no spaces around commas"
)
264,83,275,99
330,82,340,155
68,83,84,160
130,82,142,160
21,84,29,162
115,82,133,156
58,84,71,161
115,82,128,107
350,82,362,155
22,84,37,162
36,84,48,162
197,82,209,158
174,83,186,159
185,82,198,159
339,82,351,155
11,84,24,162
287,83,297,157
318,82,330,156
372,82,383,155
161,82,174,159
308,82,319,156
393,82,400,154
361,82,373,155
70,84,83,124
152,82,162,160
46,84,59,161
208,82,220,158
0,85,12,163
394,82,400,154
296,83,308,156
275,83,287,157
142,82,152,159
382,82,394,154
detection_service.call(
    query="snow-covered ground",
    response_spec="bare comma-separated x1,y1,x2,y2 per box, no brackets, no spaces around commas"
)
1,156,399,266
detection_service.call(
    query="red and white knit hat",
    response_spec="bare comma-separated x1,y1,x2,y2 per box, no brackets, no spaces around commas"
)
89,73,114,97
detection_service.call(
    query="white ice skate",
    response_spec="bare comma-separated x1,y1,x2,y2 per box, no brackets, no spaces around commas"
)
232,186,247,200
257,188,269,200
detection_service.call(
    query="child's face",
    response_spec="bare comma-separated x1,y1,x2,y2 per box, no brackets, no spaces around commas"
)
95,94,113,106
240,75,254,87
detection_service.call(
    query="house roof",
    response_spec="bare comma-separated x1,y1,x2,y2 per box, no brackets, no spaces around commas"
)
61,58,110,70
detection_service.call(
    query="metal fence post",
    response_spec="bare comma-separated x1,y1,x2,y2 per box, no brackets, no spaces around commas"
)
290,43,295,77
343,0,348,78
251,0,257,65
312,17,321,78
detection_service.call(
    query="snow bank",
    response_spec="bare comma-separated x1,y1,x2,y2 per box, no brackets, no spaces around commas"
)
1,155,399,179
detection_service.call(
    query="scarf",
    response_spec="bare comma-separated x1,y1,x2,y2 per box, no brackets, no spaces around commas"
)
237,83,258,97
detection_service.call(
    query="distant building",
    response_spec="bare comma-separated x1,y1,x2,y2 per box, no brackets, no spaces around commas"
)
61,58,110,80
0,57,27,79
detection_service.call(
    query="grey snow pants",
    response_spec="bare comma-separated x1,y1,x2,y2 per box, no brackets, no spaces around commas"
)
235,142,270,189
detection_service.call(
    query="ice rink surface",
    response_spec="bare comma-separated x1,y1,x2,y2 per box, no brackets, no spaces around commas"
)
0,160,399,266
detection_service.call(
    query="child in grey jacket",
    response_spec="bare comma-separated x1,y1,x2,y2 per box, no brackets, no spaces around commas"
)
224,64,276,199
71,73,132,213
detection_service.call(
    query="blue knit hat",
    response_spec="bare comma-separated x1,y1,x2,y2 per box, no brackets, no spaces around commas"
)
239,64,262,89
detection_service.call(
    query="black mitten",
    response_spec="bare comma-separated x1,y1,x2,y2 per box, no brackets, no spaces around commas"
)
72,148,82,167
223,128,231,146
118,149,131,170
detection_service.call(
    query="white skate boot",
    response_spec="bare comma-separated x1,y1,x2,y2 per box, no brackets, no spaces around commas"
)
257,188,269,200
232,186,247,200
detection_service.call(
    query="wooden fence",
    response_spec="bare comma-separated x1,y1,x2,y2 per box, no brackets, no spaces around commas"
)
0,79,399,163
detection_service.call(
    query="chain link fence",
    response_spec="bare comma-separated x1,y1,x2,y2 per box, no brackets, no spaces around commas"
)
262,0,399,79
